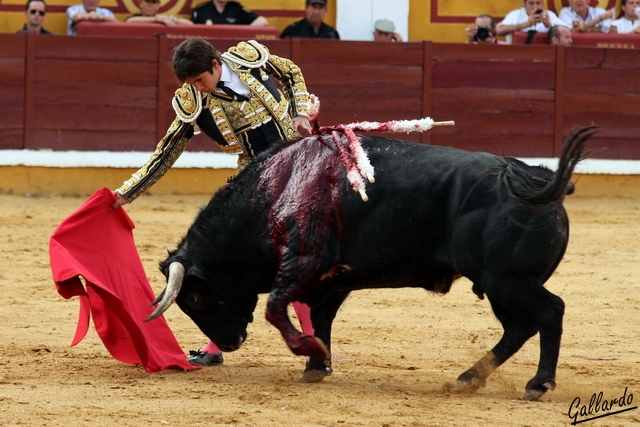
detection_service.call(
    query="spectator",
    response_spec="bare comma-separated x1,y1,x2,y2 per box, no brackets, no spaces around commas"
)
558,0,614,33
16,0,52,34
465,14,505,44
126,0,193,26
373,18,402,42
191,0,268,26
66,0,117,36
280,0,339,39
497,0,568,44
610,0,640,34
548,25,573,46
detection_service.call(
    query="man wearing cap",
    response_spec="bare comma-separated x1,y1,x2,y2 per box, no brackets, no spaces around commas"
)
373,18,402,42
280,0,340,39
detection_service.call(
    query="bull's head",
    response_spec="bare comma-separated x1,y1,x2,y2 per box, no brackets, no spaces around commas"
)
146,250,259,353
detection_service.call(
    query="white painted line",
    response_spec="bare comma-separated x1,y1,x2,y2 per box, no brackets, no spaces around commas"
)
1,150,639,174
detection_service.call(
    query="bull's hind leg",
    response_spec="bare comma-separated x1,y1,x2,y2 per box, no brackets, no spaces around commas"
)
456,279,565,401
455,299,537,392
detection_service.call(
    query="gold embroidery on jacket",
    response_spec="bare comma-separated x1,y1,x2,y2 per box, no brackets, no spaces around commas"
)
172,83,202,123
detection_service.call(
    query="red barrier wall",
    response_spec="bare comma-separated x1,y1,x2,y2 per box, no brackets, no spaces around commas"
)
2,33,639,159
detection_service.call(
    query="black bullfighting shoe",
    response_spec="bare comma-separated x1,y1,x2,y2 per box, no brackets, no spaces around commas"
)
187,350,224,366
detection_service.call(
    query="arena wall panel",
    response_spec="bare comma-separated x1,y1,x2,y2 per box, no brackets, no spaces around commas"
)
2,33,639,159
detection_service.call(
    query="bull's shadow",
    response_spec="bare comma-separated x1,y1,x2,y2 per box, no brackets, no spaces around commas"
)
147,126,597,401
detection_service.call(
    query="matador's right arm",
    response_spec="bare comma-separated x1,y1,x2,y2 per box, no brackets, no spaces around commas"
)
115,84,202,203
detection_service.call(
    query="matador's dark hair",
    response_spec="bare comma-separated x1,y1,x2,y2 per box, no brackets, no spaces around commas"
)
172,38,222,82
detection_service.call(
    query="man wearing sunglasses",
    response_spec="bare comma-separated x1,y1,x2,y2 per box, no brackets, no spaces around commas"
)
16,0,52,34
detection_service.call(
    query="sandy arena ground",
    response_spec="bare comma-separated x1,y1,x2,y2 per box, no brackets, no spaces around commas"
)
1,190,639,427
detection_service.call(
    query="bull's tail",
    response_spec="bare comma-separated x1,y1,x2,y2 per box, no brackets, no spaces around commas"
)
504,125,598,209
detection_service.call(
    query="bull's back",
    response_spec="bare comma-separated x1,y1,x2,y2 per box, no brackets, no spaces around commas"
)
334,138,499,282
335,137,568,287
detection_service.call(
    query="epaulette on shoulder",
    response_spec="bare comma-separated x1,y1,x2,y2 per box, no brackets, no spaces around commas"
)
222,40,270,69
172,83,203,123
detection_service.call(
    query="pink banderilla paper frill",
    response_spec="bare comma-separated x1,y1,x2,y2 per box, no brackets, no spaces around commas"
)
49,187,198,372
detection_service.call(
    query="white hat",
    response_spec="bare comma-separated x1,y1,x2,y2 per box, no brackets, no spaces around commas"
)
374,19,395,33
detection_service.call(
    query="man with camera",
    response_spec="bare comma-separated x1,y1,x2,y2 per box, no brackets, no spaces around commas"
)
465,14,504,44
497,0,568,44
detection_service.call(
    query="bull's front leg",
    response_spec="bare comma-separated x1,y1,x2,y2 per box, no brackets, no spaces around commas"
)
265,288,329,359
300,290,351,383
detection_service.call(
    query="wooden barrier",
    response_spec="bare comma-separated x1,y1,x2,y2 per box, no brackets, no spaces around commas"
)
2,33,640,159
76,21,281,40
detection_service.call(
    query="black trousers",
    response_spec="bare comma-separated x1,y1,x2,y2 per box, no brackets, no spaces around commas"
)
242,120,287,158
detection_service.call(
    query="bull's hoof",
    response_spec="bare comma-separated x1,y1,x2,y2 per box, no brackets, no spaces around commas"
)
452,378,482,394
453,370,486,393
522,381,555,401
300,367,329,383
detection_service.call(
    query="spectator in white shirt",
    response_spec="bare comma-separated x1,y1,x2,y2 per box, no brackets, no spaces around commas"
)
497,0,568,44
559,0,614,33
610,0,640,34
66,0,117,35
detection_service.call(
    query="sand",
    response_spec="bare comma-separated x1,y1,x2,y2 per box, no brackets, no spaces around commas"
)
1,191,639,427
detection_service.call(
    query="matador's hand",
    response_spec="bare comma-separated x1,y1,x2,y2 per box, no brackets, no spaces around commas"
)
293,116,313,137
109,192,129,210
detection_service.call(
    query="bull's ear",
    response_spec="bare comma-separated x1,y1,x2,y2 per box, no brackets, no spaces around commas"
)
186,265,206,281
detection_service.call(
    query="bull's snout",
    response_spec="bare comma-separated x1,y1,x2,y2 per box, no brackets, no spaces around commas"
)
217,331,247,352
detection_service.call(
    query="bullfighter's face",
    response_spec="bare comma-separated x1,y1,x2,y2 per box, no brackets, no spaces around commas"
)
184,59,222,94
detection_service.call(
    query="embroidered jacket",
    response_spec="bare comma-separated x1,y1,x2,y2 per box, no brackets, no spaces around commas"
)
117,40,310,202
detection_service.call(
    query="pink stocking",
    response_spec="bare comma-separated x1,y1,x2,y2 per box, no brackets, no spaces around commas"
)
201,340,221,354
293,301,314,335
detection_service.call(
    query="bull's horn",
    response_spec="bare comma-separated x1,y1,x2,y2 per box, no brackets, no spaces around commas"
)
144,262,185,322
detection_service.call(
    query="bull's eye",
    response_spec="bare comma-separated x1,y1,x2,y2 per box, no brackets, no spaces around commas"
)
184,292,208,311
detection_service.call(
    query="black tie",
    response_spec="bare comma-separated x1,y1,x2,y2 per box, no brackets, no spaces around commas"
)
216,81,249,101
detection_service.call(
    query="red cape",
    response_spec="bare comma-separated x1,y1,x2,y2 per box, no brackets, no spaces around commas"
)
49,188,198,372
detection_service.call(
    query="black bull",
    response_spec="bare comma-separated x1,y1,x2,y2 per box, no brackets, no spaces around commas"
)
147,126,596,400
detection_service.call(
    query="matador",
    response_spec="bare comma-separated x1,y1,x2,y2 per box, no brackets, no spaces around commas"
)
112,38,312,207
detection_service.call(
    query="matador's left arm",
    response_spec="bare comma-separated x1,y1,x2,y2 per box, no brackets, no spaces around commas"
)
265,54,310,119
